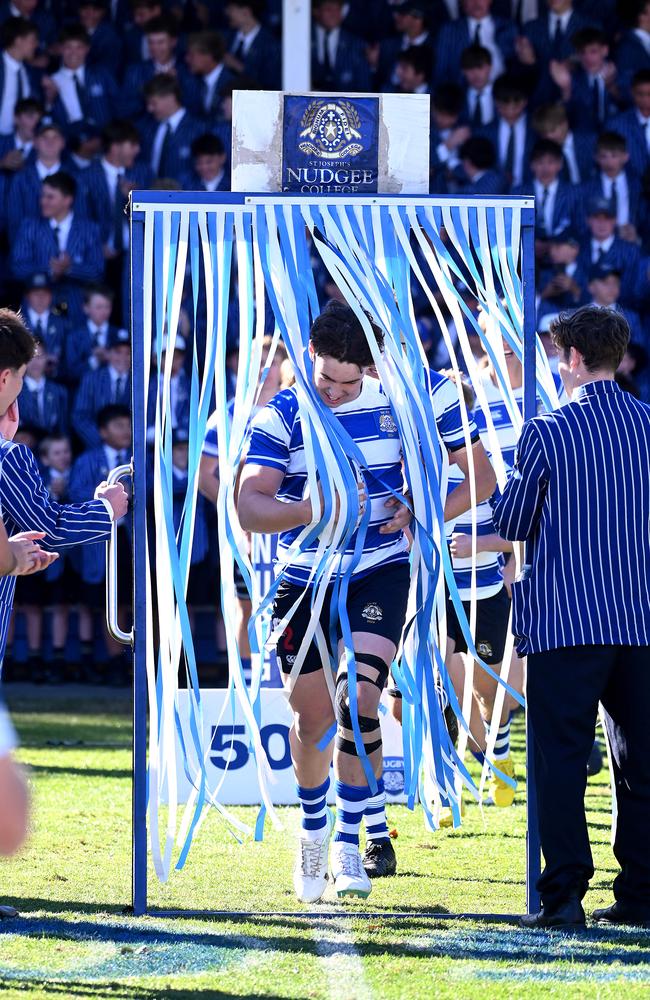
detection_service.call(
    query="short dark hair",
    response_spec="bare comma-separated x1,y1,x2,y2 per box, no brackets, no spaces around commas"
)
493,74,527,105
632,68,650,88
530,138,564,163
460,44,492,70
97,403,131,429
596,130,627,154
102,119,141,151
186,30,225,62
14,97,43,117
43,170,77,200
432,83,463,116
397,44,429,78
571,27,608,51
191,133,225,158
144,13,178,36
59,25,91,46
550,307,630,373
143,72,181,102
0,310,36,371
459,135,495,170
309,300,384,368
84,283,114,303
2,16,38,49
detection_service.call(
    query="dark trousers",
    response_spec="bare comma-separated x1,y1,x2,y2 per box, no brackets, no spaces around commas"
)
527,644,650,912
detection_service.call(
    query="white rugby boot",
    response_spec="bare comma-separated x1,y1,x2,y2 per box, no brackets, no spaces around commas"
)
331,841,372,899
293,809,334,903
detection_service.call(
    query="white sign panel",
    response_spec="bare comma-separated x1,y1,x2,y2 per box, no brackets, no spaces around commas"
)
174,688,408,805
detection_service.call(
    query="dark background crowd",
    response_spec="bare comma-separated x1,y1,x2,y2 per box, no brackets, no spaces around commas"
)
1,0,650,682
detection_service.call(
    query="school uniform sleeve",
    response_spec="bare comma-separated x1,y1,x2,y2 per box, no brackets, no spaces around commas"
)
245,392,294,472
0,444,111,547
429,372,479,451
490,418,549,540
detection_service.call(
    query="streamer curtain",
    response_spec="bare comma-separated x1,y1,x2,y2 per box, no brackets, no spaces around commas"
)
138,197,550,882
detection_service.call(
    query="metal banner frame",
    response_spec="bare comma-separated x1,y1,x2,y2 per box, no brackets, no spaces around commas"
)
125,191,539,918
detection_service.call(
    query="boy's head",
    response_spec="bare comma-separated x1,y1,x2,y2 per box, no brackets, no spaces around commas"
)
40,171,76,220
143,73,182,120
39,434,72,472
79,0,107,30
185,31,226,74
395,44,429,93
14,97,43,138
2,16,38,59
191,133,226,181
459,135,495,175
58,25,91,69
97,404,131,449
532,102,569,144
26,336,47,379
572,27,609,74
84,285,114,326
587,197,617,240
131,0,162,27
0,310,36,415
102,120,141,168
530,139,564,185
588,266,621,306
308,299,384,407
393,3,427,37
551,306,629,381
144,14,178,65
107,328,131,372
595,131,629,178
25,272,53,314
493,75,528,124
34,122,65,164
431,83,462,129
632,69,650,118
548,229,580,265
460,44,492,91
312,0,344,30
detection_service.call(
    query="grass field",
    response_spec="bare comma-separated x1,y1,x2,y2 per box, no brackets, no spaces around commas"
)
0,685,649,1000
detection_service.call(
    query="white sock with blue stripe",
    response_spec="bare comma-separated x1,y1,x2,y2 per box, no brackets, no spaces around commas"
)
333,780,370,847
296,776,330,841
487,717,511,761
364,777,389,842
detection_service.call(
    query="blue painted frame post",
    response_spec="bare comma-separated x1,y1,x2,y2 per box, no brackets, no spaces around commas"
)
130,203,149,916
521,210,541,915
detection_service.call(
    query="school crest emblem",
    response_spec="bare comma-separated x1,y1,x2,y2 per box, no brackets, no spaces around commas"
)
362,602,383,623
379,411,397,434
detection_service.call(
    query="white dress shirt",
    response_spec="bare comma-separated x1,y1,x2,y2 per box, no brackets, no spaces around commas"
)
548,8,573,38
498,115,527,186
202,63,224,112
0,52,29,134
51,65,86,123
634,27,650,56
467,16,503,79
232,24,260,58
202,170,225,192
49,212,73,252
562,132,581,184
36,158,61,180
591,234,615,262
28,308,50,331
534,177,558,234
315,24,339,66
601,172,630,227
468,83,494,125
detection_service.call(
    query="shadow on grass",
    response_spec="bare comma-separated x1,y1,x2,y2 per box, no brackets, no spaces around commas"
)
25,765,132,779
0,982,277,1000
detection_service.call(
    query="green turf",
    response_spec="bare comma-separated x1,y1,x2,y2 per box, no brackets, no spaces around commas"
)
0,686,648,1000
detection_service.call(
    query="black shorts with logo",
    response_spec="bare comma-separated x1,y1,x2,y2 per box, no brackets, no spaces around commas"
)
273,561,410,675
446,585,511,665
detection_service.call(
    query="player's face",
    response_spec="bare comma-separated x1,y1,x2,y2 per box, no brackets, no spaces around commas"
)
595,147,628,176
104,416,132,450
108,345,131,373
27,288,52,313
61,40,89,70
633,82,650,118
85,294,112,326
148,32,175,65
310,350,365,407
46,439,72,471
588,212,616,240
0,364,27,413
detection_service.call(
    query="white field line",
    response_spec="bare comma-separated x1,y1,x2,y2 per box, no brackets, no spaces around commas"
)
313,918,375,1000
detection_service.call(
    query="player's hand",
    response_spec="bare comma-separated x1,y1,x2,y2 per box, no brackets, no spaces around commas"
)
41,75,59,104
95,482,129,520
514,35,535,65
379,494,412,534
449,531,476,559
602,60,617,86
502,553,517,598
0,149,24,171
618,223,637,243
549,59,571,92
8,532,59,576
0,400,19,442
446,126,470,150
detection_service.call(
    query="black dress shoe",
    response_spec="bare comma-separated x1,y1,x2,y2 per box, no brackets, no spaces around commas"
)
363,838,397,878
520,896,585,929
592,902,650,927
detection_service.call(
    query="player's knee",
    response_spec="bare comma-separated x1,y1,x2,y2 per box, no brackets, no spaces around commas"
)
292,710,334,747
354,680,380,720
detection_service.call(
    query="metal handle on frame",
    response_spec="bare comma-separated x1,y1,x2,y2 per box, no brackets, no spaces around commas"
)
105,462,134,647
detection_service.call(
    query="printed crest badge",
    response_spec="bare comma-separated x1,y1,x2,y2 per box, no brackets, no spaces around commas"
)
298,100,364,160
379,410,397,435
362,602,383,624
282,94,379,193
383,757,405,796
477,640,493,658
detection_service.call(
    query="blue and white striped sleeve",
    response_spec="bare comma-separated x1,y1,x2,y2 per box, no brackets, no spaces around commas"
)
431,375,479,452
0,444,112,548
490,419,549,540
245,398,291,472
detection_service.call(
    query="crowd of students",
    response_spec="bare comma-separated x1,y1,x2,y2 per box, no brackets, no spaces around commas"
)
1,0,650,676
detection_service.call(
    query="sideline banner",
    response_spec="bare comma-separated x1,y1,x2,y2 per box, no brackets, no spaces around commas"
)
173,688,408,805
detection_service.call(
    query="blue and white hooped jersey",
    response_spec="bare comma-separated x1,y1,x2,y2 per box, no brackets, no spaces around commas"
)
246,378,410,586
472,369,523,471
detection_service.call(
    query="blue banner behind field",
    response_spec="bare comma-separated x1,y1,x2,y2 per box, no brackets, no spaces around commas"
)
282,96,379,193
